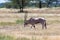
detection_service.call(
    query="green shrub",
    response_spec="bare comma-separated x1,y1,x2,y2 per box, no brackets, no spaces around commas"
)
17,37,30,40
16,19,24,24
0,34,30,40
0,22,15,26
0,35,16,40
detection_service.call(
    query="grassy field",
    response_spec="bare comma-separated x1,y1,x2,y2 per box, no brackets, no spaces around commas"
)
0,8,60,40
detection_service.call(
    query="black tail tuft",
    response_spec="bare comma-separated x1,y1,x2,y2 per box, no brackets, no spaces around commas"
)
45,21,47,29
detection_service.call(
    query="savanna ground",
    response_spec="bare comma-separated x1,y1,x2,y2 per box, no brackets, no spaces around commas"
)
0,8,60,40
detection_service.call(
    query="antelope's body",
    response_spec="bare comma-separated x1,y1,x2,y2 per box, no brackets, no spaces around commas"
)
24,17,47,29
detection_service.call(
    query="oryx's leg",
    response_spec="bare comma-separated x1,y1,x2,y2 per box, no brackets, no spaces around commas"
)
42,24,44,29
42,21,47,29
41,22,45,29
44,21,47,29
31,24,35,28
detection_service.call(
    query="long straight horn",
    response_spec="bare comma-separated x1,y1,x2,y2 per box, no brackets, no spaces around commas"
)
24,11,28,27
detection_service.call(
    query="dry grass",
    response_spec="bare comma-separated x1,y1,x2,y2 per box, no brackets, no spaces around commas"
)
0,8,60,40
0,7,60,13
0,13,60,40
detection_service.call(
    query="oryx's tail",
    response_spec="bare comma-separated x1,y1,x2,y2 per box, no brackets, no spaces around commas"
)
45,20,47,29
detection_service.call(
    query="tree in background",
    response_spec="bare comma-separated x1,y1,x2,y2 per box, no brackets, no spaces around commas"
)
8,0,29,12
5,2,12,8
46,0,52,7
47,0,58,7
39,0,42,8
55,0,58,7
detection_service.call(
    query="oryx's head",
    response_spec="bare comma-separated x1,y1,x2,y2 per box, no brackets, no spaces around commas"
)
24,20,29,27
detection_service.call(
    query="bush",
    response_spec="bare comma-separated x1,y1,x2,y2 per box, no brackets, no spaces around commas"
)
16,19,24,24
17,37,30,40
0,35,16,40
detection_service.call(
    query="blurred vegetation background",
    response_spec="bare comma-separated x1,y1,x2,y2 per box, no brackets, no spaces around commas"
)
1,0,60,8
0,0,60,12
